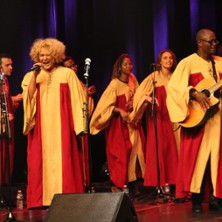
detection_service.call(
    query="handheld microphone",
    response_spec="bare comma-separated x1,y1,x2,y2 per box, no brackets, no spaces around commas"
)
84,58,91,78
30,65,41,71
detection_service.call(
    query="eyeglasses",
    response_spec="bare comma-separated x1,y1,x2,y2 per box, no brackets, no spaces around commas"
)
200,39,219,45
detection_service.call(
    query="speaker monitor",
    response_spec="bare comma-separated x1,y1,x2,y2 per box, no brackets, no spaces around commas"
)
44,192,138,222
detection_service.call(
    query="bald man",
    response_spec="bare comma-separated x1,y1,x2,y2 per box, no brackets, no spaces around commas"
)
167,29,222,213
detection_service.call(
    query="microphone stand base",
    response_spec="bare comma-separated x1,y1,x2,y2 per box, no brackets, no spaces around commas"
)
155,186,175,203
4,210,16,222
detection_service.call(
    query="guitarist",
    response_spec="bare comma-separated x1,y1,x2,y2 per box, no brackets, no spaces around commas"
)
167,29,222,214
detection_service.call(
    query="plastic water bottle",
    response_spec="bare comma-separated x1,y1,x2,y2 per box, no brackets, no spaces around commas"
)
122,185,129,196
91,186,95,193
164,183,171,194
16,190,24,210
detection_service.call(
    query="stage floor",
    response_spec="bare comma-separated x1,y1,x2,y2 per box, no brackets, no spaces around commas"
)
1,183,222,222
1,198,222,222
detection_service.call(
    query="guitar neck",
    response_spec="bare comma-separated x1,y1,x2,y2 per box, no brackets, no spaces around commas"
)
209,80,222,94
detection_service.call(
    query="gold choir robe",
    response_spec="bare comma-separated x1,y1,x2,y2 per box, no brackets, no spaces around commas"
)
130,72,178,186
167,53,222,198
90,74,145,188
22,66,85,208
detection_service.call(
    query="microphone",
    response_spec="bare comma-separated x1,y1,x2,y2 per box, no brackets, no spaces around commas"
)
30,65,41,71
0,72,5,82
150,63,161,72
84,58,91,78
150,63,161,68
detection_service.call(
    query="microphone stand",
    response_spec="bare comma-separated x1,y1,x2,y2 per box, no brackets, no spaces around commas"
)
150,64,174,204
83,64,89,135
150,65,161,200
0,73,22,222
82,60,93,193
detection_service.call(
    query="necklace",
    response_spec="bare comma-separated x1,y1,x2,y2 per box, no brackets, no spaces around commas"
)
118,77,128,84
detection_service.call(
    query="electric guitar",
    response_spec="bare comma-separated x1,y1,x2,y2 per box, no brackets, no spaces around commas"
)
179,78,222,128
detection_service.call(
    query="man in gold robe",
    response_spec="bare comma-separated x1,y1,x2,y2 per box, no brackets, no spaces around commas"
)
167,29,222,213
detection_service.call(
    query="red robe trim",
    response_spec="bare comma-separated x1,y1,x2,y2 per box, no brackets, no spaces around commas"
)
0,77,15,184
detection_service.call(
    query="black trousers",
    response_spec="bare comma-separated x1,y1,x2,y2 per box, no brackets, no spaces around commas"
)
191,158,211,204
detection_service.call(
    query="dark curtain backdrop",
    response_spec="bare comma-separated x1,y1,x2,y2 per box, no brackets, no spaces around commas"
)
1,0,222,183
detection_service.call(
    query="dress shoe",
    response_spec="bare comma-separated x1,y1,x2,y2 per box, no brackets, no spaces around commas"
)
192,193,203,213
192,203,203,214
174,198,185,203
209,195,221,211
